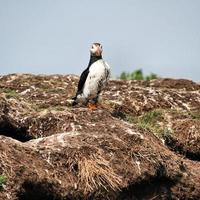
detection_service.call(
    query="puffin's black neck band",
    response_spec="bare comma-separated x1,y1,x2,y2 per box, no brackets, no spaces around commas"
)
87,55,102,68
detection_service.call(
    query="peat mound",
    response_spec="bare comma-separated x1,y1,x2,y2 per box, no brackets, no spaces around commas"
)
0,74,200,200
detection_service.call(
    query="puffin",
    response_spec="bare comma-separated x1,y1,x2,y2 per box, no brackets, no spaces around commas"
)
72,43,111,109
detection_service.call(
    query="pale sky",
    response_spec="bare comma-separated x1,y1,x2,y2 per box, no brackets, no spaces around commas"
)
0,0,200,81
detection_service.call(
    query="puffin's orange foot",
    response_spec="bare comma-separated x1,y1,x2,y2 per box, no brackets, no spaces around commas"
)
88,103,98,110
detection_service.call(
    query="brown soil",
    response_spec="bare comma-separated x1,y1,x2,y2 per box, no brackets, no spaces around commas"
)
166,119,200,160
0,74,200,200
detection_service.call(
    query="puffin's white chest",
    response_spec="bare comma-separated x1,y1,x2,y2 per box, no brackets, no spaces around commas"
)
83,59,110,98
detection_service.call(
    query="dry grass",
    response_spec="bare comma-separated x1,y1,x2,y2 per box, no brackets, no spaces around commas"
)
78,155,123,194
66,152,123,195
0,151,14,179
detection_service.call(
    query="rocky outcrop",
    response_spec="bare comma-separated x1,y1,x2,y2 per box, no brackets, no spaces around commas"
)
0,74,200,200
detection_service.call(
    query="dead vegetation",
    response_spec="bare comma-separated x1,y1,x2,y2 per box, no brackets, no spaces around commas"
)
78,155,123,194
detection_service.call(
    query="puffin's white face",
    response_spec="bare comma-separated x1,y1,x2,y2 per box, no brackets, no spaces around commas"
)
90,43,103,56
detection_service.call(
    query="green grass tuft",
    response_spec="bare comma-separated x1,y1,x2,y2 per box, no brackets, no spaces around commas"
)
0,88,19,99
0,175,7,188
190,111,200,119
126,109,170,138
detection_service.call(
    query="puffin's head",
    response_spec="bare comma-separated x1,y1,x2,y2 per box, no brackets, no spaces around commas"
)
90,43,103,56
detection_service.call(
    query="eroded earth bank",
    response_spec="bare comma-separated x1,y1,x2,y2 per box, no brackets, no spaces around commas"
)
0,74,200,200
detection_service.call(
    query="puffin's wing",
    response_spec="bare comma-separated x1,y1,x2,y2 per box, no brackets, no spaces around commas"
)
77,68,89,94
103,61,111,82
